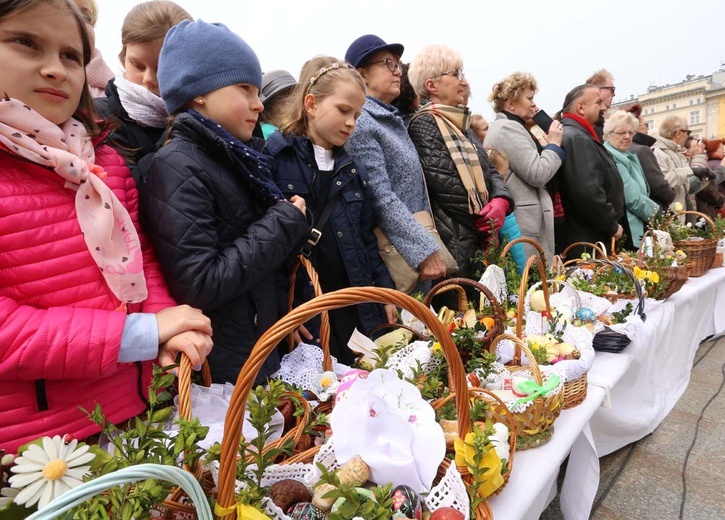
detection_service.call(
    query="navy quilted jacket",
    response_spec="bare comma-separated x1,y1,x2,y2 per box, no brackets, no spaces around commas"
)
139,114,309,384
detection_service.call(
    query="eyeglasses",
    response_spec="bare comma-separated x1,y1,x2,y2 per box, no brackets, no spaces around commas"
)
612,130,635,137
679,129,692,136
600,86,616,94
368,58,401,72
441,69,465,81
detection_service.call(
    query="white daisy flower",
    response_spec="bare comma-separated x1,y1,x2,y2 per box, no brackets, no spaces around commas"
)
9,435,94,510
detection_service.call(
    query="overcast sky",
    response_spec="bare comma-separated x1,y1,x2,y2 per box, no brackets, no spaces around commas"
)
95,0,725,120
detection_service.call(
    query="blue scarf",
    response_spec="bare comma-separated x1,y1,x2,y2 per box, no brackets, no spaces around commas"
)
188,110,284,213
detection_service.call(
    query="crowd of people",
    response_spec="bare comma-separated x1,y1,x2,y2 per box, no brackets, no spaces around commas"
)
2,0,725,453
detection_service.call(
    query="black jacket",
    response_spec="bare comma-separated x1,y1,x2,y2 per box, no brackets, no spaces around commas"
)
408,113,514,279
557,118,624,256
94,79,167,187
139,114,309,384
630,135,675,211
267,132,394,337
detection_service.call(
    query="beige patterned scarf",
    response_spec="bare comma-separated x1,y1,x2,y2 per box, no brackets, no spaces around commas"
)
413,102,489,213
0,98,148,303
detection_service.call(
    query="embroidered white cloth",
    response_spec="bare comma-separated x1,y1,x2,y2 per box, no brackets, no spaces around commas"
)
328,369,445,493
272,343,351,391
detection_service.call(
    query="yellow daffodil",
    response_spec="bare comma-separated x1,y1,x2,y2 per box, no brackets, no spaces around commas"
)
633,266,647,280
454,432,503,498
649,271,660,283
432,341,442,353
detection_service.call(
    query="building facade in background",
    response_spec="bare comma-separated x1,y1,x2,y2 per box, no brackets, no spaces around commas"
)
612,68,725,139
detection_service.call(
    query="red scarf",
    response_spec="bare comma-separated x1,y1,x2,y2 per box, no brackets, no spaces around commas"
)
563,112,600,143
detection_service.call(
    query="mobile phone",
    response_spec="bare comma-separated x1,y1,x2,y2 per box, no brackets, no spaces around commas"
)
532,109,554,133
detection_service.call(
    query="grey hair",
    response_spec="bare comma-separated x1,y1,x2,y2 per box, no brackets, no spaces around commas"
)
408,44,464,100
658,115,688,139
603,110,639,137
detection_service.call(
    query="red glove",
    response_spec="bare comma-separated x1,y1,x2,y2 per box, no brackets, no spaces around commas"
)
475,198,510,233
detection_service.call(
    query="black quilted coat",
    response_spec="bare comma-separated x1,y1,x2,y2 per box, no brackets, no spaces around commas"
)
139,114,309,384
408,114,514,279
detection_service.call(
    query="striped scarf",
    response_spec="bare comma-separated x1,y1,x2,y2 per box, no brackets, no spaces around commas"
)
413,102,489,213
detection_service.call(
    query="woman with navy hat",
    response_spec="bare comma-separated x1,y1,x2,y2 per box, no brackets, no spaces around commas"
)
344,34,449,292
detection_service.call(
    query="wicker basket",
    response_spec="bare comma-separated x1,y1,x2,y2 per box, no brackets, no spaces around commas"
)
667,210,718,277
423,277,505,355
566,258,647,354
560,241,610,268
636,230,689,300
215,287,500,520
488,333,565,447
524,279,591,409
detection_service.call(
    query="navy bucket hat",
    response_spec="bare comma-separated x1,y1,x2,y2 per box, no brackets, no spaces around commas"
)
345,34,404,68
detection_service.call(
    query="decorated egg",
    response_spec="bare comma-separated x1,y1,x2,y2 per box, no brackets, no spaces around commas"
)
530,289,547,312
286,502,326,520
575,307,596,324
429,507,466,520
390,484,423,519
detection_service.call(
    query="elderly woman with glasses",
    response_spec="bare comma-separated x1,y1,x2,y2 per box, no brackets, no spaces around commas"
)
344,34,449,291
603,111,659,248
652,115,711,222
483,72,565,262
407,44,513,280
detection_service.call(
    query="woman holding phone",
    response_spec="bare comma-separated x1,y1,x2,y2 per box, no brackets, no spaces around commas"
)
484,72,565,262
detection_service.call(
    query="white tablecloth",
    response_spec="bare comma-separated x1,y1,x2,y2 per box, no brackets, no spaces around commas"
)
489,386,606,520
590,267,725,456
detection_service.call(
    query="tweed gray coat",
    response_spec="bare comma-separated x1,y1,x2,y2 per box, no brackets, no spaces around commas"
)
345,96,439,269
484,113,564,261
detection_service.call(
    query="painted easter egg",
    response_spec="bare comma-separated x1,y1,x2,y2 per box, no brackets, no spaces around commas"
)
575,307,596,324
286,502,326,520
390,484,423,519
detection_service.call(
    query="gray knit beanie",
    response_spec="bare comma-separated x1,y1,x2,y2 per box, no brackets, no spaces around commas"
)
158,20,263,114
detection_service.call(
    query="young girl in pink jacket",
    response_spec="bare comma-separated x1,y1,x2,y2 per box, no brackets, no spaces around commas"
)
0,0,213,454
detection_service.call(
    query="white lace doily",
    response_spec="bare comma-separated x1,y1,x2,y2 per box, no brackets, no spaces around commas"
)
384,340,440,380
479,264,507,308
401,307,436,337
480,358,564,414
272,343,350,391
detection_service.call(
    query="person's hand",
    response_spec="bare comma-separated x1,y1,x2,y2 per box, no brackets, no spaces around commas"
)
691,167,715,181
384,304,398,324
290,195,306,215
156,305,212,345
545,120,564,146
293,324,315,345
158,330,213,372
418,251,447,280
613,224,624,240
476,198,509,233
691,140,706,155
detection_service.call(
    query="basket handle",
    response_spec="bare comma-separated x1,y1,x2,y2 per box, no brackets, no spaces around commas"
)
566,258,646,319
499,237,547,264
526,279,582,312
515,255,551,360
216,288,471,520
560,241,608,262
489,333,545,385
422,281,469,312
665,209,717,231
286,255,332,372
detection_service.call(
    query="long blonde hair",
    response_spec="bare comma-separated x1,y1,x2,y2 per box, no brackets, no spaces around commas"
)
278,56,365,137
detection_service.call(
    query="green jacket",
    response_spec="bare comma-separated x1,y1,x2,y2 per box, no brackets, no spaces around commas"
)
605,142,658,247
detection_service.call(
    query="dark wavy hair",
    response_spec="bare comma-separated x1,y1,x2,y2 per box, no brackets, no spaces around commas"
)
391,62,419,116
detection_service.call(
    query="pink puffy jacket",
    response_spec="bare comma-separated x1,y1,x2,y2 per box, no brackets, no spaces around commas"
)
0,141,177,454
